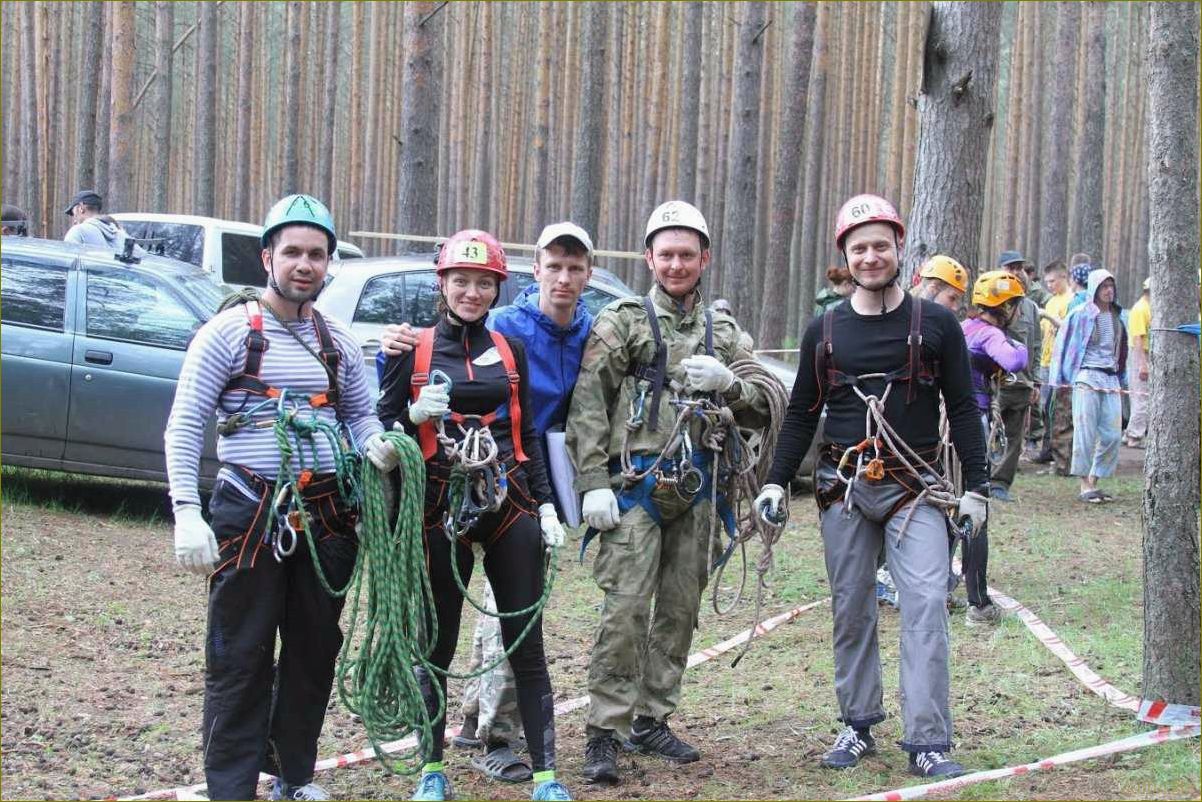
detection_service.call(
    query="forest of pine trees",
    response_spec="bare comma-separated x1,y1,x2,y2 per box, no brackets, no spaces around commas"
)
0,2,1177,347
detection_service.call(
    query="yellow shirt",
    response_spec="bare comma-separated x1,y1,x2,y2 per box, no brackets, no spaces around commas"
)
1040,290,1074,367
1128,296,1151,346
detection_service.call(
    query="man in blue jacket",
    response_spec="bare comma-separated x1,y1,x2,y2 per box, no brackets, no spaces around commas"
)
378,221,596,783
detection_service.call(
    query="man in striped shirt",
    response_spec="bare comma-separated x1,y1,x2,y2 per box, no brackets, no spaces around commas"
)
164,195,392,801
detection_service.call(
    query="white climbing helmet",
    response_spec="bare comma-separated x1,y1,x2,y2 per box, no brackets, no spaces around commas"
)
644,200,711,250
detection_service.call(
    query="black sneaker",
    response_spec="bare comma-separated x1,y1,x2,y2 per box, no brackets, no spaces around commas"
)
820,726,875,769
582,734,620,784
627,717,700,763
909,750,965,778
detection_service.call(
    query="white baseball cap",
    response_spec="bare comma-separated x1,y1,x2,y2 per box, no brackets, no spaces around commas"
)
536,221,594,254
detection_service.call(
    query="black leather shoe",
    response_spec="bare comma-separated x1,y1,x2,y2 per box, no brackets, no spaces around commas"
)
583,734,620,784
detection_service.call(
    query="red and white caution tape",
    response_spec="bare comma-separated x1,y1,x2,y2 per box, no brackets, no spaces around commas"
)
119,597,830,800
988,585,1201,726
847,725,1201,801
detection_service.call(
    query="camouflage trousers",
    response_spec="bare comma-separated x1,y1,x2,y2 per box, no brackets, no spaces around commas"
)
586,486,713,738
459,580,521,747
1048,385,1075,476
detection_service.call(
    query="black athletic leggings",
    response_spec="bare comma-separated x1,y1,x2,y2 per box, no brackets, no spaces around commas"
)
420,466,556,772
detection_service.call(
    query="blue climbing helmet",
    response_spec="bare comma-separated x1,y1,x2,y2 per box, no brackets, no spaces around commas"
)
260,194,337,252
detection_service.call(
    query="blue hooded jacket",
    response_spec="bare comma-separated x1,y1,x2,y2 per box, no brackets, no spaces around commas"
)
489,283,593,437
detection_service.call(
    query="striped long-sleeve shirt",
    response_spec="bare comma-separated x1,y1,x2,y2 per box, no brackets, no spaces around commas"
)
164,305,383,508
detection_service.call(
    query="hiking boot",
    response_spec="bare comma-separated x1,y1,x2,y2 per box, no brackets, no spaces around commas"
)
628,717,700,763
946,593,969,612
966,603,1002,627
582,735,620,784
990,484,1013,502
531,780,573,801
909,750,965,778
268,781,330,801
412,771,452,801
821,726,875,769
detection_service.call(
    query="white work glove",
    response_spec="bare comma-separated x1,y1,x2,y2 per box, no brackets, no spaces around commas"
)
681,354,735,393
754,483,787,521
364,432,400,472
538,503,566,548
957,490,989,534
174,505,220,575
380,323,419,357
582,488,621,531
408,383,450,425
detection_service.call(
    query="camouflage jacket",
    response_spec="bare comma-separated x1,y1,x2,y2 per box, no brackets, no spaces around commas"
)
567,285,771,494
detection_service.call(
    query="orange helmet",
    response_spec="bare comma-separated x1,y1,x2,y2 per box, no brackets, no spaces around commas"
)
971,270,1025,308
920,255,969,293
834,194,905,249
436,229,508,280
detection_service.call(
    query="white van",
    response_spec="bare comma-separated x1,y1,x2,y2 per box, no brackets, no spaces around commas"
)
111,213,364,290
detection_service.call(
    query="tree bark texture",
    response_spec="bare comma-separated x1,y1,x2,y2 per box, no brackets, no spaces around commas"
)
719,2,767,318
105,1,136,213
794,4,829,337
149,1,173,213
1073,1,1106,264
902,1,1001,282
1141,0,1201,709
569,2,606,239
73,0,103,193
758,2,816,348
396,2,441,253
1037,2,1078,267
20,1,40,234
193,1,216,216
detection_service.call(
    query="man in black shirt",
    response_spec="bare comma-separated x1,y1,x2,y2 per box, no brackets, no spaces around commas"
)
755,194,989,780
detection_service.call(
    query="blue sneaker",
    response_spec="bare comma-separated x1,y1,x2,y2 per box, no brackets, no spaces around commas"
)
990,484,1012,502
412,771,452,801
875,567,898,608
532,780,573,801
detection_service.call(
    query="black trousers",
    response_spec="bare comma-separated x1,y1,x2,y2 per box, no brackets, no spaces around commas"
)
420,465,556,773
202,466,358,801
959,523,990,608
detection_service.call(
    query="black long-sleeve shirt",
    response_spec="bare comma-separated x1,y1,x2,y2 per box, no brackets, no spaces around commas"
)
377,315,554,506
766,293,989,492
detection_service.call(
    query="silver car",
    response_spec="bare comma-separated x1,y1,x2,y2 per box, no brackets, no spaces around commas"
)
1,237,224,484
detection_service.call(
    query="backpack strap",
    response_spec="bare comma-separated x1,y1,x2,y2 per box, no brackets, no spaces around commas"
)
223,301,278,399
627,296,668,431
308,308,341,410
808,309,835,413
704,309,715,356
488,330,528,463
906,297,923,404
411,327,439,460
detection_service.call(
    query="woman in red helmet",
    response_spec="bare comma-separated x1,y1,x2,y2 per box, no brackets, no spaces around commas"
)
376,230,571,802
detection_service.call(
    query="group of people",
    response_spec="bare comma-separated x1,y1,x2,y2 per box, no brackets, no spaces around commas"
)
159,185,1143,802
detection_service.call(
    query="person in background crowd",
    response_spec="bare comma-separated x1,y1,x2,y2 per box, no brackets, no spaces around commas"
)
1049,268,1127,503
992,251,1042,499
1033,261,1073,465
2,203,28,236
1123,277,1151,448
814,265,855,315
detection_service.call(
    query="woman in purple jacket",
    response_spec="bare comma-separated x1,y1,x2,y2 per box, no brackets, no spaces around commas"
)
958,270,1028,627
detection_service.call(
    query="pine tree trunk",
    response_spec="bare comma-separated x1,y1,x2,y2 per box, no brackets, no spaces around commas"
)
280,1,302,196
568,2,606,239
105,1,135,212
193,1,216,215
794,4,829,335
902,2,1001,280
719,1,766,316
148,1,173,212
20,1,40,235
530,3,553,239
1142,0,1201,709
758,2,816,348
316,2,339,204
1074,2,1106,263
674,2,703,202
396,1,441,252
231,3,253,220
1037,2,1078,266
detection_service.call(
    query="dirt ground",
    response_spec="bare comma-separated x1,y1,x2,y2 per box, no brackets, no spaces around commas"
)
2,443,1197,801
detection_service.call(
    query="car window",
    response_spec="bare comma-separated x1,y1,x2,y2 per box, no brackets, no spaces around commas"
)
175,273,226,318
121,221,205,266
221,232,267,288
354,273,407,325
405,271,441,328
581,284,623,316
86,270,201,349
0,257,69,331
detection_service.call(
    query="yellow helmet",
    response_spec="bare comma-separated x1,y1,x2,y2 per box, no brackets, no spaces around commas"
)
919,255,969,292
972,269,1026,308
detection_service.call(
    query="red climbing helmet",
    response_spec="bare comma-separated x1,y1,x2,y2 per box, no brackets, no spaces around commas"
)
834,194,906,250
436,229,508,280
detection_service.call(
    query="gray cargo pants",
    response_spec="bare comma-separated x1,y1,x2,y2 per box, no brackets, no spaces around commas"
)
816,461,954,753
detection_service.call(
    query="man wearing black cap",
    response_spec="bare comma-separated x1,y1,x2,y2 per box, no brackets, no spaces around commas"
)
63,190,116,246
